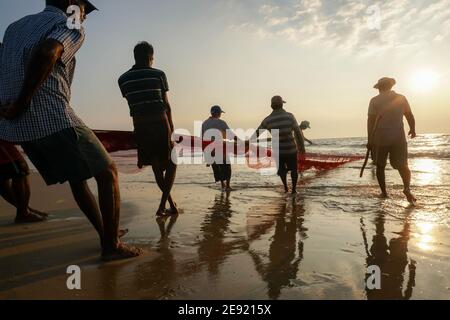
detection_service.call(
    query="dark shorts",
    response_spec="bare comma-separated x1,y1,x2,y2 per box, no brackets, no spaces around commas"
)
373,143,408,170
21,126,113,185
275,153,298,176
211,163,232,182
0,141,29,181
133,113,174,167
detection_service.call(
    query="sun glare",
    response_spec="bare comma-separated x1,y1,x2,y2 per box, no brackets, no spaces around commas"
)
411,69,438,92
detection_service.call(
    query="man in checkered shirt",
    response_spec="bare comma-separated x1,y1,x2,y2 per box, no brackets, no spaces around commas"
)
0,0,142,261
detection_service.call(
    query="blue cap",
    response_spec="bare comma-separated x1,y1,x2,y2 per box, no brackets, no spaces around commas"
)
211,105,225,115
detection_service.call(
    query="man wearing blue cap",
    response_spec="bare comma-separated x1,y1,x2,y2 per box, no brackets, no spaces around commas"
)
0,0,142,261
202,106,234,190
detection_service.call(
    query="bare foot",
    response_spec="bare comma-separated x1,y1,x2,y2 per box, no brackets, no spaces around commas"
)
156,207,166,217
15,212,46,224
165,205,179,215
119,229,129,238
29,208,49,218
102,243,143,262
403,189,417,204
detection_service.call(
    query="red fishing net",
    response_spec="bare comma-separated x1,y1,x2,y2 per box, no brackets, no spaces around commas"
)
94,131,364,171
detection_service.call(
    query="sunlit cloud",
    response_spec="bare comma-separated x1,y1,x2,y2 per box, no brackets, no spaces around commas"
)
227,0,450,54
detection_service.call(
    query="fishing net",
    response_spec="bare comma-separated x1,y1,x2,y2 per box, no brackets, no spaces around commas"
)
1,132,363,173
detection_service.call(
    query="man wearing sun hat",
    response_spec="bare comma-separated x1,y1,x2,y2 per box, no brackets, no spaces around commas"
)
367,77,417,203
0,0,142,260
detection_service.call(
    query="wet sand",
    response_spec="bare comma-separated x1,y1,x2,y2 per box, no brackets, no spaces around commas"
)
0,160,449,300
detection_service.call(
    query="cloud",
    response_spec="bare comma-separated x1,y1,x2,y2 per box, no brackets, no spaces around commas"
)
227,0,450,54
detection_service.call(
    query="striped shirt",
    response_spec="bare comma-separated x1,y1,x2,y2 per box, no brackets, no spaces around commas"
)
118,66,169,117
254,109,305,155
0,6,86,143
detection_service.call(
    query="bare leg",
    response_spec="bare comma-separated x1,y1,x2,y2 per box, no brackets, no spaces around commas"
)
398,165,416,203
94,164,142,261
69,180,104,241
280,172,289,193
376,165,388,198
156,161,177,215
11,176,31,218
152,164,177,213
0,178,48,219
291,170,299,194
0,180,15,206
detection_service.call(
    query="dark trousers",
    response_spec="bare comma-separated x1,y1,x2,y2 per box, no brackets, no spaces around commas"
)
211,163,232,182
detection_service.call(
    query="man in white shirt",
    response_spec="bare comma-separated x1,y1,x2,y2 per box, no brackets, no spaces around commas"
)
367,77,417,203
202,106,234,190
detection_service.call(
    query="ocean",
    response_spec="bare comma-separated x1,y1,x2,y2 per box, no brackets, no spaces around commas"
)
105,133,449,299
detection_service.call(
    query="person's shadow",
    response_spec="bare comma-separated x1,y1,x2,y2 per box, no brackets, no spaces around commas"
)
197,191,235,278
362,206,416,300
249,197,308,300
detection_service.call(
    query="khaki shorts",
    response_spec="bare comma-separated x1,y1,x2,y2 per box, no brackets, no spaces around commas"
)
21,126,113,185
373,143,408,170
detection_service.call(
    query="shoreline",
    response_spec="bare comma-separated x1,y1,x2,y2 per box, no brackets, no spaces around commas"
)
0,159,448,299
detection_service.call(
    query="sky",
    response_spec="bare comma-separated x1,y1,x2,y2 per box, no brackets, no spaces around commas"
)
1,0,449,139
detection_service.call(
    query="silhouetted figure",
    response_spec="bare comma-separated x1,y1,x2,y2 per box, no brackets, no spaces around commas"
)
299,121,313,145
119,42,178,216
202,106,236,191
0,140,47,223
367,77,417,203
247,96,306,194
0,0,141,261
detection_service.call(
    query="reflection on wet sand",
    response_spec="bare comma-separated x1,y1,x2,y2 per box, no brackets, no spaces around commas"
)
363,207,416,300
248,198,307,300
198,191,235,277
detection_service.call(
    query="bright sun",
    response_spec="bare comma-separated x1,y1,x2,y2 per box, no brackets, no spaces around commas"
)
411,69,438,92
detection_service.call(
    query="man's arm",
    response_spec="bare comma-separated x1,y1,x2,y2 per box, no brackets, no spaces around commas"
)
162,92,174,133
1,39,63,119
367,115,377,147
405,111,416,139
404,98,416,139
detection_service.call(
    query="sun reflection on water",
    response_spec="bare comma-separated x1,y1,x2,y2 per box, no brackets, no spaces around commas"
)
412,159,442,185
415,222,435,251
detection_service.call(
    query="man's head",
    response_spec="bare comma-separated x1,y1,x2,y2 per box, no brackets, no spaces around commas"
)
134,42,154,66
300,121,311,130
271,95,286,110
210,105,225,118
46,0,97,16
374,77,396,92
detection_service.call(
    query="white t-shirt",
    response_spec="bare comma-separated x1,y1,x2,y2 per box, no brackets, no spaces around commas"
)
368,91,412,146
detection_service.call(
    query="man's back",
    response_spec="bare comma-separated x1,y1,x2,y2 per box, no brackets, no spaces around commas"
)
202,118,230,137
0,6,85,142
369,91,411,146
118,66,169,118
259,109,303,155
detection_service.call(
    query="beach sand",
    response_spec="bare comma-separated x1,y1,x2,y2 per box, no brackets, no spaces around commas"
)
0,146,449,300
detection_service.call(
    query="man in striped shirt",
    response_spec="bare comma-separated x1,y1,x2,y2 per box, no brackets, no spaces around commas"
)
118,42,178,216
248,96,306,194
0,0,142,261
